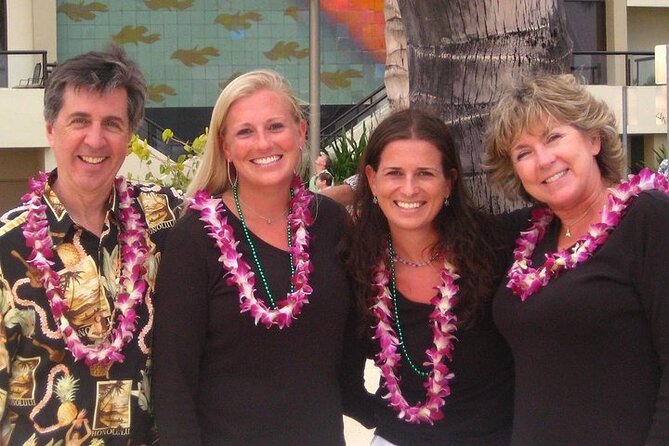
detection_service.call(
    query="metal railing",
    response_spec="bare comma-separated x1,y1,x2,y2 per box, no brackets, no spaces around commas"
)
137,117,189,161
319,51,659,148
571,51,655,86
319,84,387,148
0,50,48,88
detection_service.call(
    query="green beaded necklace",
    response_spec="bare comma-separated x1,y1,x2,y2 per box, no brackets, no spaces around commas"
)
387,235,430,378
233,183,294,308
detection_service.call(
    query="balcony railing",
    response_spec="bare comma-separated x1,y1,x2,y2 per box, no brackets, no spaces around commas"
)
0,50,49,88
572,51,656,86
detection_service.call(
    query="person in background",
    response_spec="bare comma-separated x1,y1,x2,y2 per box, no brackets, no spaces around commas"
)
309,151,333,192
152,69,367,445
484,72,669,445
0,45,181,444
346,108,516,446
321,174,358,207
316,170,334,191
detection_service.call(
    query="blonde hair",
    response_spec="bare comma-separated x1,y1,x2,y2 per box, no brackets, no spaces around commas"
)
186,69,305,198
483,73,625,202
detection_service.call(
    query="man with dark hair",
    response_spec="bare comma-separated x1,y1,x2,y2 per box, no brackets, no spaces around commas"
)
0,45,180,444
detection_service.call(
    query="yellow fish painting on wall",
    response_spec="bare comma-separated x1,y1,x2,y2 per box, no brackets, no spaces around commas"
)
171,47,220,67
218,72,243,91
148,84,177,103
214,12,263,32
284,6,301,22
263,41,309,61
112,26,161,45
144,0,194,10
321,69,363,90
57,1,108,22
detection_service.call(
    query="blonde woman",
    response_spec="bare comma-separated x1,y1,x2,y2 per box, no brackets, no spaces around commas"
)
153,70,366,445
485,73,669,445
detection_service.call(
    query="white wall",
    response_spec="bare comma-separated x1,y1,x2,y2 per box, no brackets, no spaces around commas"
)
627,0,669,6
0,88,48,148
32,0,58,64
627,7,669,51
588,85,667,134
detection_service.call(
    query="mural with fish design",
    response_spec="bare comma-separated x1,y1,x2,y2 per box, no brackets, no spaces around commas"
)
56,0,384,108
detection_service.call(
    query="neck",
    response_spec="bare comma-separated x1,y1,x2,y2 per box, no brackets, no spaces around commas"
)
554,183,609,240
390,227,439,262
52,180,111,236
233,180,293,215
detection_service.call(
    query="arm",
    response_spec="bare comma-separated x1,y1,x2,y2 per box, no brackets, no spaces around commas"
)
320,174,358,208
633,193,669,445
339,307,380,429
152,214,211,445
0,266,16,423
320,183,355,207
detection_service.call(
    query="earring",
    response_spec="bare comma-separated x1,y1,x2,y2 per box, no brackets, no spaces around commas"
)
444,197,450,207
372,196,378,204
227,161,238,188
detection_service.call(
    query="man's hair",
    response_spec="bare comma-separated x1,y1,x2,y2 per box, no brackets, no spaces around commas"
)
44,44,147,131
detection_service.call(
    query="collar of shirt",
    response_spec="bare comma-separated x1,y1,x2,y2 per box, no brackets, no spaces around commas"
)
43,169,120,245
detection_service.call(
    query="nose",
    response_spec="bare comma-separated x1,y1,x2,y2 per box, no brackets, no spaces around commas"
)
84,123,105,149
400,175,419,195
535,145,555,168
257,130,272,150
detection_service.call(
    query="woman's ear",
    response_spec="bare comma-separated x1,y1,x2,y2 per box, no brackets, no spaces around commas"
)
365,165,377,197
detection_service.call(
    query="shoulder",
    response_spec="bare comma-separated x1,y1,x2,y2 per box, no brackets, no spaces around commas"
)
312,193,350,222
625,190,669,221
126,180,185,234
494,206,534,233
129,180,184,207
0,204,29,242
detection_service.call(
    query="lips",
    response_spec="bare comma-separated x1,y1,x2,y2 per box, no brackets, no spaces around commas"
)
395,201,422,209
79,155,106,165
544,169,567,184
252,155,281,165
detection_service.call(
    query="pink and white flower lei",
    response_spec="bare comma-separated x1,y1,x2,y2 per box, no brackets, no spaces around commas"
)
189,176,314,329
21,172,150,367
508,168,669,300
370,257,459,424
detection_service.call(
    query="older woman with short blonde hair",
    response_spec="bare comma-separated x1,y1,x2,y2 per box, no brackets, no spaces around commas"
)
484,73,669,446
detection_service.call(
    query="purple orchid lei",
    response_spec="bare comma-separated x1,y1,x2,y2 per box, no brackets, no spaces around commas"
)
370,257,459,424
189,176,314,329
21,172,150,367
508,168,669,301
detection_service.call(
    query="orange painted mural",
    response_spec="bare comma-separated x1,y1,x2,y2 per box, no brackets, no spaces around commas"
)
321,0,385,63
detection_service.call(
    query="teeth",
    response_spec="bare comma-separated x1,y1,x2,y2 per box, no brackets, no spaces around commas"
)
253,155,280,165
80,156,105,164
396,201,421,209
544,170,566,184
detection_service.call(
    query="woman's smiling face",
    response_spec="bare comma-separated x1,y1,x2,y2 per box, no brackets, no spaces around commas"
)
221,88,306,191
510,122,602,212
365,138,453,236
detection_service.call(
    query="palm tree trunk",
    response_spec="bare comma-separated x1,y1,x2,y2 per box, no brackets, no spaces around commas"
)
392,0,573,212
383,0,409,110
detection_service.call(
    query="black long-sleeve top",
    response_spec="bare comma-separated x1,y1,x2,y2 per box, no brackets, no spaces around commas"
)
494,191,669,446
153,195,360,446
365,286,514,446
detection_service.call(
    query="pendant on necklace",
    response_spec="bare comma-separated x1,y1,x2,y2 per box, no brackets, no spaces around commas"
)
565,226,572,237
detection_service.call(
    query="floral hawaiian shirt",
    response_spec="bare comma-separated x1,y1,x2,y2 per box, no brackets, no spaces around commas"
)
0,171,181,445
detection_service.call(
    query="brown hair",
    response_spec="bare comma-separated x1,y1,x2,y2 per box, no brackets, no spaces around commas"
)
347,108,508,328
44,44,146,131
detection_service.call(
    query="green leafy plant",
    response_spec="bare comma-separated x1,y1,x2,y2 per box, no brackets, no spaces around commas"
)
127,128,208,190
324,125,369,184
652,144,667,166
